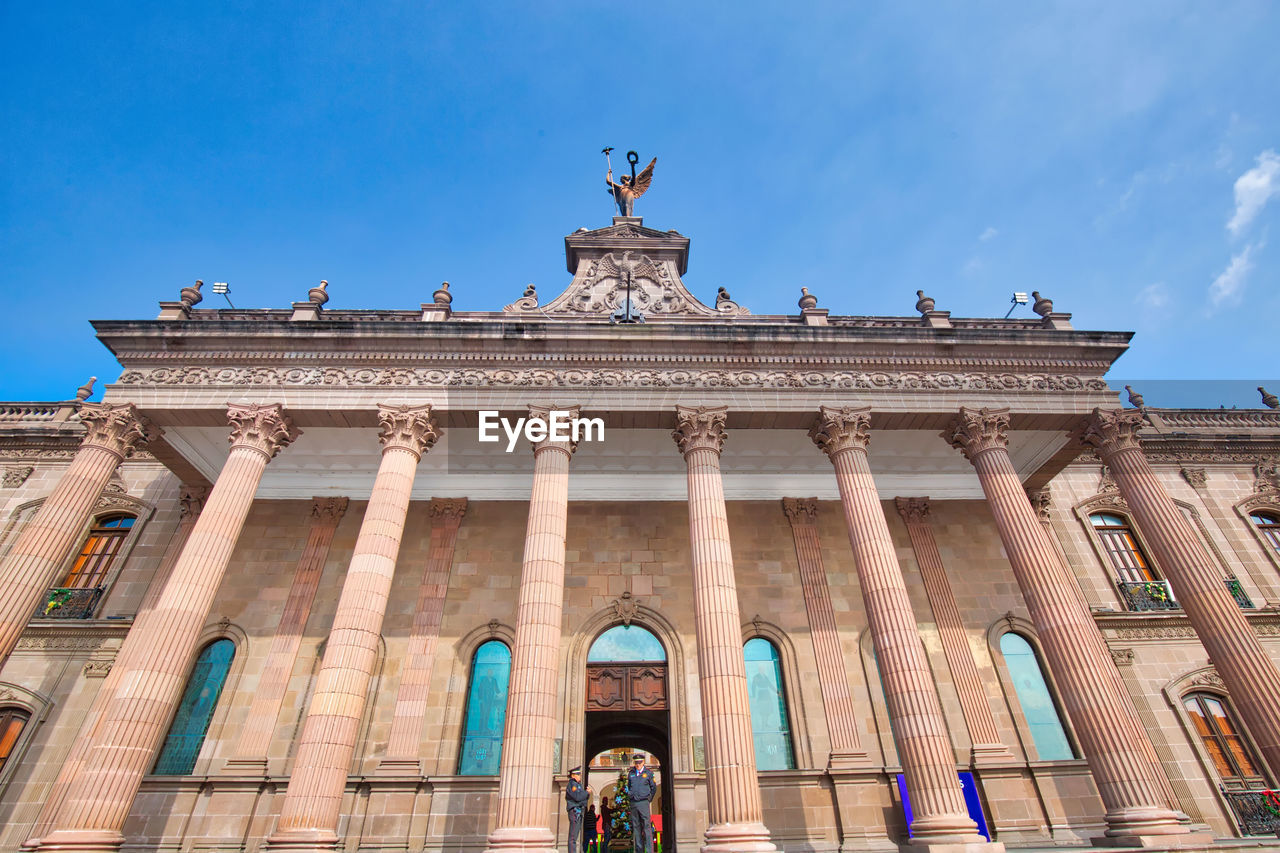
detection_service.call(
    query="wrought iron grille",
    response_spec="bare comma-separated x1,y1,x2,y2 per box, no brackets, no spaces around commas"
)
1116,580,1180,612
1224,578,1255,609
1222,789,1280,836
36,587,103,619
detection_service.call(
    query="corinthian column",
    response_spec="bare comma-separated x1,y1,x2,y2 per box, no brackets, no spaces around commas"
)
484,406,579,853
0,402,158,666
1081,408,1280,777
672,406,776,853
780,498,866,767
37,403,298,853
811,407,994,853
266,406,439,853
944,408,1194,846
894,498,1011,762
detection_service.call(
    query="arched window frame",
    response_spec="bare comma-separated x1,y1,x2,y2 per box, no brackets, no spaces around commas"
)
456,637,513,776
149,621,245,776
1235,493,1280,582
0,683,52,796
1074,497,1171,612
986,617,1081,764
741,619,810,770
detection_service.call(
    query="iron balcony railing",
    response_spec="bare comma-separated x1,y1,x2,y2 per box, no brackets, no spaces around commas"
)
36,587,103,620
1117,580,1180,612
1224,577,1255,609
1221,789,1280,836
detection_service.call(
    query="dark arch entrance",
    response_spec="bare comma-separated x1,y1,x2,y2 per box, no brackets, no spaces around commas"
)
584,714,675,853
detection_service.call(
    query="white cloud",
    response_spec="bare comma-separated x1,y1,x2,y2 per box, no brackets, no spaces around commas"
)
1137,282,1169,309
1208,245,1256,307
1227,150,1280,236
979,227,998,242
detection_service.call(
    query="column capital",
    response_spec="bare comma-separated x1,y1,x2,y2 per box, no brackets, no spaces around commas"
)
311,497,350,524
943,407,1010,460
429,497,469,520
178,485,210,520
377,404,440,459
1077,408,1145,459
781,497,818,525
672,405,728,456
808,406,870,458
894,496,931,524
527,404,581,456
78,402,160,459
1025,488,1052,522
227,403,300,459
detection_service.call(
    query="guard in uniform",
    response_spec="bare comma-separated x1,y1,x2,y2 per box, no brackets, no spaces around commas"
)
626,753,657,853
566,766,591,853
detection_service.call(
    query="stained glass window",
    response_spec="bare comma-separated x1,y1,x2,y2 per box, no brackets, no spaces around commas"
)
588,625,666,662
1000,633,1074,761
743,637,795,770
1183,692,1265,790
458,640,511,775
153,638,235,775
60,514,135,588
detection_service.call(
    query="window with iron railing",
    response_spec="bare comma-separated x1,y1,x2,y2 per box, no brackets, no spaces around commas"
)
61,514,134,588
1090,512,1179,611
1183,692,1266,791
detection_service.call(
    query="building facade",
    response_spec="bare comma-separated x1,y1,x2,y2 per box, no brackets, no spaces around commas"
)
0,218,1278,853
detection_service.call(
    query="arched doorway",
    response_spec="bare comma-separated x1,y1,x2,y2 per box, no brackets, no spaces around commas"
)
584,624,675,852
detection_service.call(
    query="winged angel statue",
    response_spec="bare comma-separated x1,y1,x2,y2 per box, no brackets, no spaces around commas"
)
606,156,656,217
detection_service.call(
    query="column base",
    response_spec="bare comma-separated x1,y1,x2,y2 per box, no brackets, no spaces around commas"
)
483,825,557,853
33,829,125,853
262,828,340,853
701,820,777,853
1093,831,1215,850
1097,807,1210,848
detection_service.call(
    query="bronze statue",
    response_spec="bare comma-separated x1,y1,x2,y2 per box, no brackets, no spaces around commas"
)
603,148,656,217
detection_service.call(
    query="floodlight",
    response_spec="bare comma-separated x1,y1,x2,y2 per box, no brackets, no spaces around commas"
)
212,282,229,294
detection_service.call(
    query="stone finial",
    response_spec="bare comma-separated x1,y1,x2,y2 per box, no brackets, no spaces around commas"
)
226,403,300,460
434,281,453,306
672,405,728,456
180,280,204,309
942,407,1011,460
1260,386,1279,409
797,288,818,310
781,497,818,524
1125,385,1145,409
1030,291,1053,317
79,402,160,459
377,404,441,459
308,280,330,306
914,290,935,314
75,377,96,401
809,406,872,458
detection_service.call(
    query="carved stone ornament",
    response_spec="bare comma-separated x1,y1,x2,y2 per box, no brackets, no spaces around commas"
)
1191,668,1227,691
104,472,128,494
487,619,500,637
1254,458,1280,493
429,497,469,520
781,497,819,525
1078,408,1145,459
1099,466,1119,493
2,466,33,487
942,407,1010,461
179,485,210,519
894,496,931,524
82,660,112,678
672,405,728,456
809,406,872,458
1109,647,1135,667
78,402,160,459
1025,488,1052,522
526,405,581,455
226,403,299,459
1180,467,1208,490
311,496,350,524
613,591,640,626
376,404,440,458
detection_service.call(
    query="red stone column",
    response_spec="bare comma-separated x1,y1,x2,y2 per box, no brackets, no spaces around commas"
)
23,485,207,851
1081,408,1280,778
0,402,158,666
225,496,350,773
673,406,776,853
944,407,1195,846
780,498,867,767
894,497,1011,762
37,403,298,853
485,406,578,853
265,405,439,853
811,407,994,853
379,497,467,772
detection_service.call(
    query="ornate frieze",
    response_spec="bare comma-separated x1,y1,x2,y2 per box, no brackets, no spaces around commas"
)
781,497,819,525
672,405,728,456
78,402,160,459
942,407,1010,460
227,403,300,459
376,404,440,458
809,406,871,457
894,496,931,524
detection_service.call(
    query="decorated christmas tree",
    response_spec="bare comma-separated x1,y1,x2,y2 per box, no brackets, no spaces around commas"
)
609,770,631,841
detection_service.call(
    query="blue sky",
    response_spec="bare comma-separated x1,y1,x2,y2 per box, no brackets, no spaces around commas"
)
2,2,1278,407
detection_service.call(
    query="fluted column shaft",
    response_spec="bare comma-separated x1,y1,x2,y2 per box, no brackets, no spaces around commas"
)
673,407,776,853
0,403,157,666
780,499,866,765
945,407,1188,844
486,407,578,853
267,406,438,853
37,404,298,853
812,408,986,849
1083,409,1280,777
895,498,1009,761
382,498,467,767
229,497,349,770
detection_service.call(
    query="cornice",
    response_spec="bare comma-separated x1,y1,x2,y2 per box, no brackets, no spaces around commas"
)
1093,609,1280,640
16,619,134,651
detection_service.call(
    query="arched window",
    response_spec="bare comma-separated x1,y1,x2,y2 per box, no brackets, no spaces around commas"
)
1182,692,1265,790
999,633,1074,761
1089,512,1155,583
1249,511,1280,555
458,640,511,776
153,638,235,775
0,708,30,773
61,514,135,588
743,637,795,770
588,624,666,662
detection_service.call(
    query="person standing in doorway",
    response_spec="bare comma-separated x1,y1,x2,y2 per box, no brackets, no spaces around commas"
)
626,753,657,853
584,803,599,852
566,766,592,853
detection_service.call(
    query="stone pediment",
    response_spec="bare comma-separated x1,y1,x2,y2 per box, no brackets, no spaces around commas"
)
504,218,748,319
